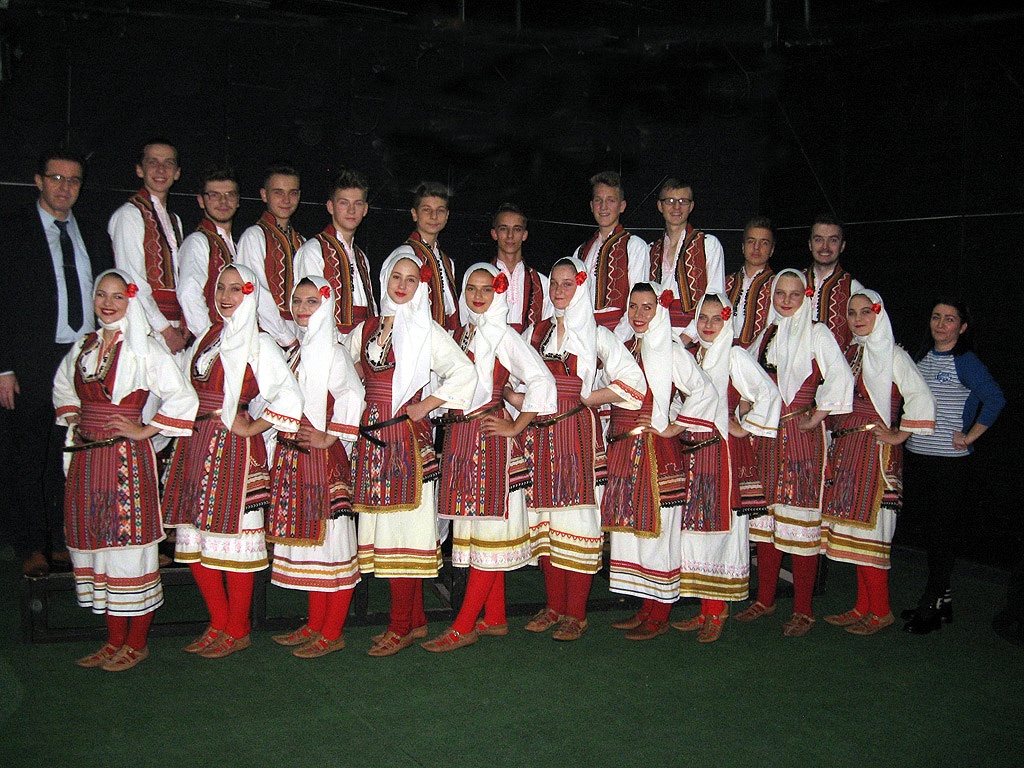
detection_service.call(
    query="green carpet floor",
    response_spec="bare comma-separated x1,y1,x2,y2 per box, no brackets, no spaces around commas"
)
1,545,1021,768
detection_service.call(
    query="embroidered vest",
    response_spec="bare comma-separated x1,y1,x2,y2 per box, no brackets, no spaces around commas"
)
492,258,545,333
726,266,774,347
315,225,376,333
127,189,183,321
406,231,458,330
576,224,631,329
195,218,234,327
649,225,708,324
805,265,854,351
256,211,304,321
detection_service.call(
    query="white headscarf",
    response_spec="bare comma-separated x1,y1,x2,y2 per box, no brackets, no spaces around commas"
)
551,256,598,398
93,268,150,406
379,251,433,413
459,262,509,413
850,288,895,426
625,281,674,432
293,275,335,431
217,263,261,429
765,268,813,405
695,290,735,436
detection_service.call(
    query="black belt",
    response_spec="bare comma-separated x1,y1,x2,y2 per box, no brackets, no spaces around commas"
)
359,414,411,448
831,423,876,441
432,402,503,426
63,435,128,453
532,403,586,428
679,434,721,453
606,425,646,444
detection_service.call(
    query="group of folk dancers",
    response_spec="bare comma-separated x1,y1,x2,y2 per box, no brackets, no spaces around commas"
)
57,140,940,671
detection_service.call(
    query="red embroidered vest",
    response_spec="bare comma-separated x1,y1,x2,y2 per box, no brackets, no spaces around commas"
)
315,225,375,334
127,189,183,322
805,265,854,351
492,258,545,333
726,266,774,348
649,225,708,326
406,231,458,330
256,211,304,321
576,224,631,330
195,218,234,327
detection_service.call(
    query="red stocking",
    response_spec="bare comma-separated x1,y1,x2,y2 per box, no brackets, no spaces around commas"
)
190,562,229,630
755,543,783,607
307,591,328,633
127,611,154,650
542,557,568,615
854,565,871,616
106,614,129,647
453,567,497,635
225,571,254,639
862,566,891,617
388,578,418,636
702,599,727,616
648,600,672,623
411,579,427,628
564,570,593,621
483,571,507,626
791,553,818,616
320,589,354,641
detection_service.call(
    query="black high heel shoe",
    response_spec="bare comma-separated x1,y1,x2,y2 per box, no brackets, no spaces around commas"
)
902,599,952,635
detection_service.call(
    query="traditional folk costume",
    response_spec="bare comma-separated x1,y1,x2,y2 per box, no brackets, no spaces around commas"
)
177,217,237,340
163,264,303,657
236,211,305,348
726,266,774,348
573,224,650,330
387,231,459,331
493,257,549,334
648,224,725,334
820,290,935,634
524,257,646,639
673,293,780,641
345,252,475,655
603,284,718,640
804,264,864,352
54,269,197,669
265,277,365,655
743,269,854,635
107,189,185,344
293,225,377,337
422,263,557,650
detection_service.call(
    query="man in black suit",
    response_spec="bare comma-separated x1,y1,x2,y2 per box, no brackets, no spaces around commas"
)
0,150,113,576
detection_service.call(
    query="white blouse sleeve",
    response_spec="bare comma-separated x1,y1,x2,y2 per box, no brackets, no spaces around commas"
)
327,345,365,442
177,232,213,339
108,205,172,334
496,330,557,416
428,323,476,411
811,324,854,415
52,339,86,425
730,345,781,438
595,325,646,410
671,344,718,434
254,333,304,432
343,321,365,364
144,338,199,437
893,347,936,434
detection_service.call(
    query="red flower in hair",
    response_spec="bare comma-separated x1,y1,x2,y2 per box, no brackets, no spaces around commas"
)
871,302,882,314
492,272,509,294
804,287,814,297
659,290,673,308
319,285,332,299
721,306,732,321
575,270,587,286
242,282,255,295
124,283,138,298
420,263,433,283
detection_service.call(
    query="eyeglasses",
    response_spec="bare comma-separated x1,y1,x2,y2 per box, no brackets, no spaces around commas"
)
43,174,83,187
203,190,240,202
659,197,692,207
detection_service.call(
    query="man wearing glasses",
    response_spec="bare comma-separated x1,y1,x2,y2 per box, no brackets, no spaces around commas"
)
293,169,377,336
178,168,241,339
648,178,725,337
108,139,187,353
0,150,112,576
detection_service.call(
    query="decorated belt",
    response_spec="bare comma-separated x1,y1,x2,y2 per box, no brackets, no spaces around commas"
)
433,402,503,426
63,434,128,453
359,414,411,448
831,423,876,440
532,403,586,428
679,434,721,453
779,402,816,423
276,436,310,454
606,425,647,444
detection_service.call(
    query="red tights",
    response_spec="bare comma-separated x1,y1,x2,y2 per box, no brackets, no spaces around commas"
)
637,598,672,623
307,589,355,641
540,556,593,621
754,543,818,616
190,562,254,638
387,578,427,636
452,568,507,635
854,565,890,617
106,612,154,651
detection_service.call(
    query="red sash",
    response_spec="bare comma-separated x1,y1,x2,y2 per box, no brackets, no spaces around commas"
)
128,189,183,322
576,224,631,330
195,218,234,328
256,211,303,321
726,266,774,347
315,225,376,333
805,265,854,351
406,232,457,330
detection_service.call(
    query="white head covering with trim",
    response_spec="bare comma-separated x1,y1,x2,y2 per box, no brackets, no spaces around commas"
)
379,250,433,412
551,256,599,398
293,275,335,431
626,281,674,432
850,288,895,426
765,268,813,405
93,268,150,406
459,262,509,413
217,263,261,429
695,290,735,436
